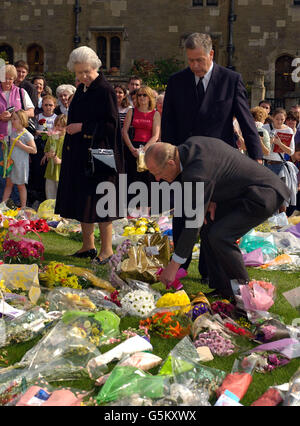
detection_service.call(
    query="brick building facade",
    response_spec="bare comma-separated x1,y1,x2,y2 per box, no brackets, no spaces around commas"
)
1,0,300,106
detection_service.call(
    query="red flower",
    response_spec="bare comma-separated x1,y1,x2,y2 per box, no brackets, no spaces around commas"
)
38,119,46,125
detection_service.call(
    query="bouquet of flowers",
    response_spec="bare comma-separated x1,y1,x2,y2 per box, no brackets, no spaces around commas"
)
2,237,44,264
1,218,49,263
139,311,191,339
237,351,290,374
120,289,156,318
0,306,61,348
39,262,115,292
39,261,87,290
155,290,191,315
239,280,276,312
194,330,236,357
122,217,160,237
210,300,235,319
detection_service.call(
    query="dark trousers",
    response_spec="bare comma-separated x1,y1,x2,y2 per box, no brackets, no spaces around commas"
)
173,188,284,296
172,214,208,277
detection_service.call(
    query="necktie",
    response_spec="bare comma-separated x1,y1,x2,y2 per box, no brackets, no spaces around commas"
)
197,77,205,106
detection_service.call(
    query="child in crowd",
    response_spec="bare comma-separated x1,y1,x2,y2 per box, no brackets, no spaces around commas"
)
2,110,37,208
41,114,67,200
28,95,58,208
35,95,58,134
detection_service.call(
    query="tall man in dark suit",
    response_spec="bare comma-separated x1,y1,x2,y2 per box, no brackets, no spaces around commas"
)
145,140,290,298
161,33,263,285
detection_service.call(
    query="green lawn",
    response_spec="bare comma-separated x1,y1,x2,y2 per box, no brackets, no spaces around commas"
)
1,231,300,406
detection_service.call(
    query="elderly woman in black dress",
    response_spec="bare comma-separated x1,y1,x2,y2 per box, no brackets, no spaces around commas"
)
55,46,124,264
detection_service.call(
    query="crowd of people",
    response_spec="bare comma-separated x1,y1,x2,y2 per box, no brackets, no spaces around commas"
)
0,33,300,296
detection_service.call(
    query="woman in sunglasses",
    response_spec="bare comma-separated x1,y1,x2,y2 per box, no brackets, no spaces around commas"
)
122,85,161,214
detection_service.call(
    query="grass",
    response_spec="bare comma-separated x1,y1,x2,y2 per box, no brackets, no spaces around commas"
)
1,231,300,406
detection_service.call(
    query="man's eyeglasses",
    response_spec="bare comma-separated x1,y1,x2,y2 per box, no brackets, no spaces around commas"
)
138,93,148,97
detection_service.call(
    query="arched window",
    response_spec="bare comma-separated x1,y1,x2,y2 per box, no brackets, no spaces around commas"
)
97,36,107,69
110,36,120,68
275,55,295,99
27,44,44,73
0,44,14,64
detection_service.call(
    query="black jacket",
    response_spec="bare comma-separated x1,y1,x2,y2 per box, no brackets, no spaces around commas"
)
55,73,124,223
161,64,263,160
173,136,290,259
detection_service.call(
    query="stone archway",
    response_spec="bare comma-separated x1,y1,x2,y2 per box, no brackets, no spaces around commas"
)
27,44,44,73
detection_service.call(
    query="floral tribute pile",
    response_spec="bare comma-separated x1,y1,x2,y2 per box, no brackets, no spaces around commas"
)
0,208,300,407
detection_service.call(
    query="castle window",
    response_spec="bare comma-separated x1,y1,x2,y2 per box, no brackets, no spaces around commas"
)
95,34,121,72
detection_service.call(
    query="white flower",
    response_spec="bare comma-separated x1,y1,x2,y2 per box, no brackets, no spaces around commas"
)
120,290,156,318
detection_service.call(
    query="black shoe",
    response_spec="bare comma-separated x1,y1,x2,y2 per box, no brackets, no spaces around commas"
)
203,289,221,298
70,248,97,259
93,255,113,265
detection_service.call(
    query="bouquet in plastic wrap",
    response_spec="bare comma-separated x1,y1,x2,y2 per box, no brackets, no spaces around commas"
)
253,317,292,343
0,264,41,304
216,356,257,402
106,372,212,407
95,352,163,387
0,279,33,314
117,234,170,284
96,365,169,405
158,336,226,399
39,261,115,292
239,229,278,261
0,311,116,404
18,311,109,376
46,287,123,316
231,279,276,313
46,287,98,312
0,307,60,348
191,313,239,357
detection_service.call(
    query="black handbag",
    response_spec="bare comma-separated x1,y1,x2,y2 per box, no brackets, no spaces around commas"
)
128,108,135,140
19,88,37,136
84,124,117,178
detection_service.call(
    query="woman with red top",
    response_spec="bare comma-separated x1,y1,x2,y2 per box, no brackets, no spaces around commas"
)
122,86,161,212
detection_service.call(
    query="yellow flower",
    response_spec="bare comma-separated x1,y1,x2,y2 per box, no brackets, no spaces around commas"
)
3,219,9,229
156,291,191,315
0,279,11,293
136,218,148,227
136,225,147,234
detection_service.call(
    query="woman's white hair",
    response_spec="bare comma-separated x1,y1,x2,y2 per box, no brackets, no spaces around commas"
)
67,46,102,72
56,84,77,97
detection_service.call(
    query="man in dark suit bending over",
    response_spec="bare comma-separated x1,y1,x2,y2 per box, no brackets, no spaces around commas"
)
145,140,290,298
161,32,263,283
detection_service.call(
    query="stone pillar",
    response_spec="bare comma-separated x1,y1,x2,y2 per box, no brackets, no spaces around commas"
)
251,69,266,108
